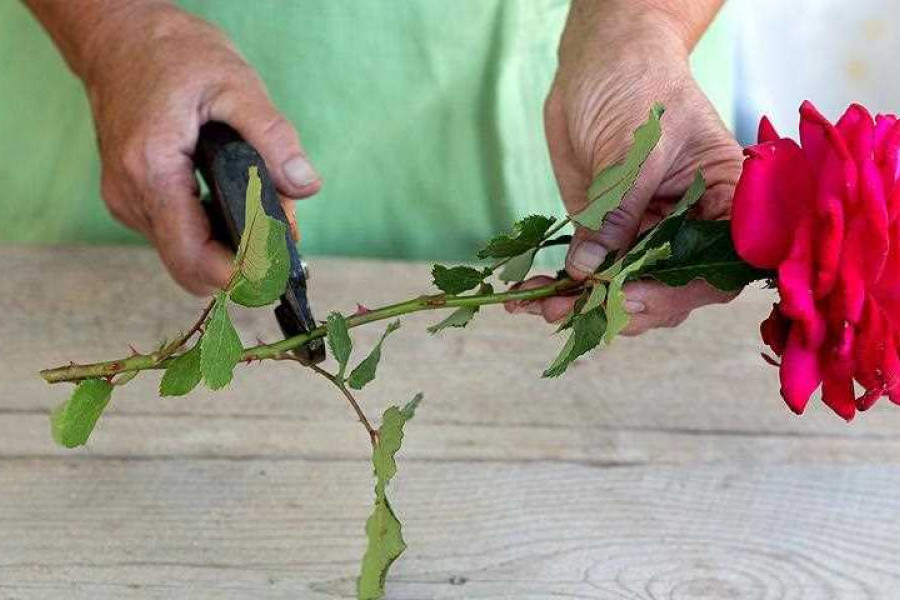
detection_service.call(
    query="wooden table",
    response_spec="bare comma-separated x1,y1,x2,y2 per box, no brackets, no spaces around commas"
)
1,246,899,599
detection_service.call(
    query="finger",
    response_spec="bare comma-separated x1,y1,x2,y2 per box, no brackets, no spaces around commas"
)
619,279,736,336
541,295,578,323
100,172,154,236
563,137,675,281
504,275,579,324
503,276,556,314
145,164,235,295
208,80,321,200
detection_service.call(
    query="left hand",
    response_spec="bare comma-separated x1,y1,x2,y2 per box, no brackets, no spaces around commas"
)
507,2,743,335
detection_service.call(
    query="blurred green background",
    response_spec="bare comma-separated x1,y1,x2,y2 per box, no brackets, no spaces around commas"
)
0,0,735,262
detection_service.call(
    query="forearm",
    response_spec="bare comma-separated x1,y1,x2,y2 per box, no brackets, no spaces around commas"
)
566,0,724,56
23,0,174,80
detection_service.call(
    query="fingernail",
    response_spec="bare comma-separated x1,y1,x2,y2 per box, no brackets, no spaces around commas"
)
570,240,608,274
624,300,646,314
283,156,320,188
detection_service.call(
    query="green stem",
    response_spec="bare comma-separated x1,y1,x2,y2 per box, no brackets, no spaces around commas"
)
40,277,583,385
305,362,378,446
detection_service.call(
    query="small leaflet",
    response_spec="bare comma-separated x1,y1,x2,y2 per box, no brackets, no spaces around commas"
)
200,292,243,390
604,243,672,344
326,312,353,379
159,342,202,397
571,104,665,230
229,166,290,307
347,321,402,390
477,215,556,259
427,284,493,334
51,379,114,448
357,394,423,600
431,265,486,295
498,249,537,283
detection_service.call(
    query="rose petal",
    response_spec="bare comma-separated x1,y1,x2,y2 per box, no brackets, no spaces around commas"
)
857,388,883,412
821,323,856,420
854,299,886,392
800,101,852,173
778,215,826,347
822,373,856,420
836,104,875,165
857,159,891,282
732,139,814,269
812,154,847,297
760,303,790,356
780,326,823,414
758,116,780,143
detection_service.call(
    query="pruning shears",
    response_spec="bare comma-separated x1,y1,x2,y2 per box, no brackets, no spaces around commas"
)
194,122,326,364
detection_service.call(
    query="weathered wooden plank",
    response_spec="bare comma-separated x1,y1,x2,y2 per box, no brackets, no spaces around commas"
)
0,412,899,466
0,459,898,599
3,246,900,599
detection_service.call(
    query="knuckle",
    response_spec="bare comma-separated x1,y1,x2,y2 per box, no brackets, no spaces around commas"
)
120,138,149,181
100,175,133,225
543,88,563,120
162,253,205,294
260,113,294,138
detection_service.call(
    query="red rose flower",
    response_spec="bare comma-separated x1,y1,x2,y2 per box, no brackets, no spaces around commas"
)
732,101,900,420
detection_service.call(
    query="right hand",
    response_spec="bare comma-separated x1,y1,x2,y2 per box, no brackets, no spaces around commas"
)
82,3,320,295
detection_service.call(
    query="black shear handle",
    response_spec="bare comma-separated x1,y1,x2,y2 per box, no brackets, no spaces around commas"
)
195,122,325,363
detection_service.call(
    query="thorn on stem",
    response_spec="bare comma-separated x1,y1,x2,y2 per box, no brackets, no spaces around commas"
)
128,344,140,356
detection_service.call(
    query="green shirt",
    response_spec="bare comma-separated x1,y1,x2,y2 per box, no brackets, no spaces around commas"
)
0,0,734,262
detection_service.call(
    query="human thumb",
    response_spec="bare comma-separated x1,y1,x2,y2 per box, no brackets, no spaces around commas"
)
209,81,321,199
564,163,665,280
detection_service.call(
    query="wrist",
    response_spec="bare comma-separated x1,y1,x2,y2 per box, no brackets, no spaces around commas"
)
560,1,691,67
563,0,720,58
76,1,185,85
628,0,723,50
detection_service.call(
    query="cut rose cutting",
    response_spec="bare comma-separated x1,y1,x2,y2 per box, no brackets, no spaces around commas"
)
39,100,899,599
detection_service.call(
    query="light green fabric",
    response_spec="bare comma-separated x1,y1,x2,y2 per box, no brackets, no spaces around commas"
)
0,1,733,261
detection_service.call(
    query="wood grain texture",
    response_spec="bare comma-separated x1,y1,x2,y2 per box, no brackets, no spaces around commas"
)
1,246,899,599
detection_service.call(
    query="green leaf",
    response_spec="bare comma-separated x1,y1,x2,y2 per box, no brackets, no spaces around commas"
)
431,265,486,295
498,249,537,283
427,307,477,333
427,283,493,334
604,243,672,344
625,170,706,265
347,321,401,390
358,394,423,600
543,308,607,378
159,342,202,397
51,379,114,448
229,166,290,307
200,292,243,390
326,312,353,379
229,225,290,307
477,215,556,259
572,104,664,230
639,219,770,291
554,289,591,334
582,283,607,314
